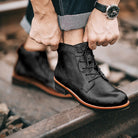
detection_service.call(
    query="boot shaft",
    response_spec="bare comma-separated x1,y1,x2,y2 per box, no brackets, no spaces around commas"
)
55,42,96,92
15,45,53,85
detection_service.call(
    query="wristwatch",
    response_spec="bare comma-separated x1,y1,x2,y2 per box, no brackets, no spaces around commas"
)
94,1,120,19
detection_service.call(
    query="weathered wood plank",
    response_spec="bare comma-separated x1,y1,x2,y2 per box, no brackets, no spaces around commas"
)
0,52,79,124
7,81,138,138
94,42,138,78
0,78,79,124
0,0,28,12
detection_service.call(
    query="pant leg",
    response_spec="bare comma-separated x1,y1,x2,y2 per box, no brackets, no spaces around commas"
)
21,0,96,33
52,0,96,31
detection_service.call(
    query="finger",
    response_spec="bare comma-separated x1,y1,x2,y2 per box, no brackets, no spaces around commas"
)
102,41,109,46
42,40,51,46
96,37,106,46
88,41,96,50
96,42,102,46
51,45,59,51
51,39,60,47
109,38,118,45
109,34,119,45
106,35,113,43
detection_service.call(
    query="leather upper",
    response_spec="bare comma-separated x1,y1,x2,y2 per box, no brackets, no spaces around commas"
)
15,45,54,88
55,42,128,107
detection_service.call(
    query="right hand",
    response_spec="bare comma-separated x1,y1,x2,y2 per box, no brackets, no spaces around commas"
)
30,13,62,51
83,9,120,50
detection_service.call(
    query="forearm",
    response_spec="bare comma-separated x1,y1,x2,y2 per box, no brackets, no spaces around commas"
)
29,0,61,48
30,0,57,18
98,0,120,5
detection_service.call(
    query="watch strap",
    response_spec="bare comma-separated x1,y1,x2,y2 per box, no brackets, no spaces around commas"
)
95,2,107,13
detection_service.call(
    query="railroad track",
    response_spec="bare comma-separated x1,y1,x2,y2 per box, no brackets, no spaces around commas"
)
6,81,138,138
0,0,138,138
0,39,137,138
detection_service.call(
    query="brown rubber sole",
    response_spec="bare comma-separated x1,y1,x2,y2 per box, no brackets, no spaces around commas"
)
12,72,72,98
54,77,130,110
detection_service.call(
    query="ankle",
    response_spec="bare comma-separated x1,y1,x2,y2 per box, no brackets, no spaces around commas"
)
24,36,46,51
63,29,84,45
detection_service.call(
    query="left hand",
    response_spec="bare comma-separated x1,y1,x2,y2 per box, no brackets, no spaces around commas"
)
83,8,120,50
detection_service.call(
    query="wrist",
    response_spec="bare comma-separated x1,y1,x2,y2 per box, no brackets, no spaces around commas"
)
34,12,58,24
90,8,108,20
97,0,120,5
31,0,56,17
94,1,120,20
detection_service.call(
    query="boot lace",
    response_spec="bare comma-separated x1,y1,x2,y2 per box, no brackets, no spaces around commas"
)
76,46,108,83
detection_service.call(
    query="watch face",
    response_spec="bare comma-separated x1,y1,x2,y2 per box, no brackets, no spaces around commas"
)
106,5,119,19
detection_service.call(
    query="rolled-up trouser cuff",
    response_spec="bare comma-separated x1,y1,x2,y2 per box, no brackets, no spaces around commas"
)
58,12,91,31
21,12,91,33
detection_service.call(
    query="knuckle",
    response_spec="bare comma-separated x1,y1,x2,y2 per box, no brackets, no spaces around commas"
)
96,36,101,41
42,40,48,46
99,36,106,43
52,39,59,46
99,39,104,43
53,42,59,46
51,46,58,51
107,36,112,41
89,35,97,42
29,34,35,41
35,38,41,43
96,42,100,46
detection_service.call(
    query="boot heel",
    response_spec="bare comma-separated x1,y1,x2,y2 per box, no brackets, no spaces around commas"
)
55,82,69,95
12,77,30,87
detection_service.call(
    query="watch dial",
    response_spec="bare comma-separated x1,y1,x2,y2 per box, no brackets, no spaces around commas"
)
107,5,119,19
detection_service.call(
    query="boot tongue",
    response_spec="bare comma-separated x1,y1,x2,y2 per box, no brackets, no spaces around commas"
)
86,50,94,68
82,46,95,70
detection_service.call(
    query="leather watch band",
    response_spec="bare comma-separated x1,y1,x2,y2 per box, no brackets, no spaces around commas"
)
95,2,107,13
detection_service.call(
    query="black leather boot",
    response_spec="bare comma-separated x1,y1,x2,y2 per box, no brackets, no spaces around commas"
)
54,42,130,109
12,45,72,98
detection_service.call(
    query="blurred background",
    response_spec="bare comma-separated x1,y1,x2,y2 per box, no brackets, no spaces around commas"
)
0,0,138,137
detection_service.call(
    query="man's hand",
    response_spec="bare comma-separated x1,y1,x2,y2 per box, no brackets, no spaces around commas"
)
30,0,61,50
30,14,62,50
83,8,120,50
